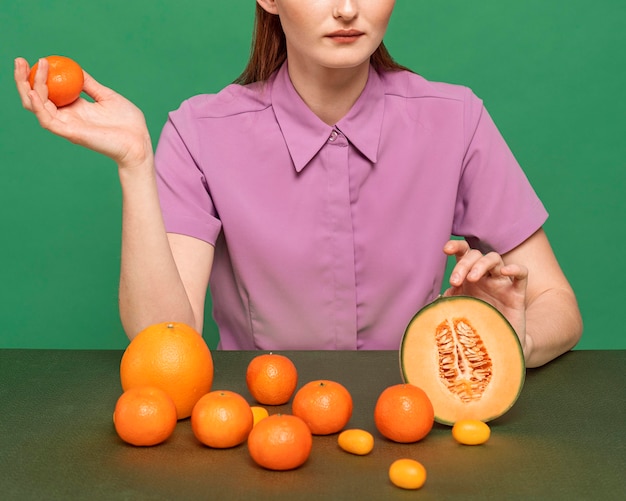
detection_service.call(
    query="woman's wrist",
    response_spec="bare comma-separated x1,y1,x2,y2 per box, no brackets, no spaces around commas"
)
117,152,157,193
117,135,155,171
115,130,154,169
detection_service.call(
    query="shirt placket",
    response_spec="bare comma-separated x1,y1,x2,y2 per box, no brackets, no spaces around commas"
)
325,128,357,349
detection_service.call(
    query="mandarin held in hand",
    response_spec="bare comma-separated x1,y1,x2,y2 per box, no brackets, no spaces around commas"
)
120,322,214,419
28,55,84,107
113,386,177,447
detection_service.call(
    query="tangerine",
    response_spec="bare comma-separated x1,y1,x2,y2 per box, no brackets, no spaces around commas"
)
120,322,214,419
246,353,298,405
28,55,84,107
191,390,254,448
247,414,312,471
374,384,434,443
113,386,177,446
389,459,427,490
292,380,353,435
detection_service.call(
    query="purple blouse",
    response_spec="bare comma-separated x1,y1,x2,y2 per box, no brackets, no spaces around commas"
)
154,62,547,350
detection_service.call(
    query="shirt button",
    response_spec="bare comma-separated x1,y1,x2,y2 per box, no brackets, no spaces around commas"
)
329,130,339,142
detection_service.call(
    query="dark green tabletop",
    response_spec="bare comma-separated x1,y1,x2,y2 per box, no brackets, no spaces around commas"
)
1,349,624,500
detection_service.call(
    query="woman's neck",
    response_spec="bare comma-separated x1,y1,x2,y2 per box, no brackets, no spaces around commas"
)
286,59,371,126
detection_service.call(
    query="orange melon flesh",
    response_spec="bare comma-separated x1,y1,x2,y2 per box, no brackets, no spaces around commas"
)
400,296,525,425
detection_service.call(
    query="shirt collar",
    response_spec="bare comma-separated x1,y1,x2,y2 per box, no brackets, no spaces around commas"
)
271,62,385,172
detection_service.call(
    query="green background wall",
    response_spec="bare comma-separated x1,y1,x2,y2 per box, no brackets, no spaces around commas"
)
1,1,624,350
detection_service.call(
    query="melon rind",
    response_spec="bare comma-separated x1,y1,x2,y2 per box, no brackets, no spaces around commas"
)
400,296,525,425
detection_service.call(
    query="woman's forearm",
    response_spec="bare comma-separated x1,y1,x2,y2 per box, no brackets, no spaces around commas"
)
117,158,196,339
524,287,583,368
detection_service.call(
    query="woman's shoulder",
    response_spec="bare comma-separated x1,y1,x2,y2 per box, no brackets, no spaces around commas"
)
380,69,482,105
170,81,272,123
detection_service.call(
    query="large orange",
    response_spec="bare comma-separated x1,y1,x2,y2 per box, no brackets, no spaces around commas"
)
113,386,177,446
247,414,312,470
374,384,434,443
28,55,84,107
246,353,298,405
291,380,353,435
191,390,254,448
120,322,214,419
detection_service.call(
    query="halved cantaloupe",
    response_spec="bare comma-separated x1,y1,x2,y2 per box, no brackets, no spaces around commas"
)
400,296,525,425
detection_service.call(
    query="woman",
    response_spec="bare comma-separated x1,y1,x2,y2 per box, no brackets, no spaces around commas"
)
15,0,582,366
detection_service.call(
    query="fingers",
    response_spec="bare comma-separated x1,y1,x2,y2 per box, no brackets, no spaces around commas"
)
27,88,56,131
444,240,488,286
450,251,501,287
14,57,34,109
15,57,53,115
444,240,527,287
14,57,58,133
81,70,118,104
499,263,529,292
30,57,48,96
81,70,103,98
443,239,470,258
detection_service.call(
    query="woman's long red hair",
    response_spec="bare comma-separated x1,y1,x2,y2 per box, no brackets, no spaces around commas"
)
235,5,409,85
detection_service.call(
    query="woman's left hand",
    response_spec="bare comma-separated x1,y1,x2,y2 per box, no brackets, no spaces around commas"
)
442,240,528,352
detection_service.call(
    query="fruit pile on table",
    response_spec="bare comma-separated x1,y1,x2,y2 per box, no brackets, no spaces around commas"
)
114,299,521,491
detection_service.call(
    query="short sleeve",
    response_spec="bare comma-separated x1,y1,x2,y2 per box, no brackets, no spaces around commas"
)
452,92,548,253
154,101,222,245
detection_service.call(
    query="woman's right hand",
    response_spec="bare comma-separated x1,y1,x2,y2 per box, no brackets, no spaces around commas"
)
15,57,153,169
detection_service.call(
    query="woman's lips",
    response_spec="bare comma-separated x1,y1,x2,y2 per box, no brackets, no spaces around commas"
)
326,29,364,43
